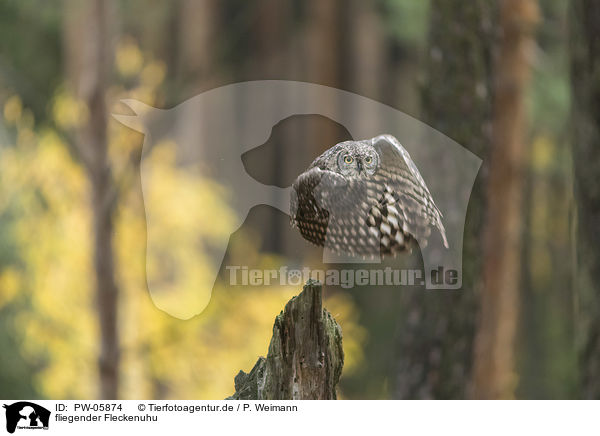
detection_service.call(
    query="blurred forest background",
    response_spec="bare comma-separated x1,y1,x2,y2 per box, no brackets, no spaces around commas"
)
0,0,599,400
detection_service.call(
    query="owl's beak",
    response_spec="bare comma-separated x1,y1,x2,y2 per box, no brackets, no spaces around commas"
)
357,159,363,173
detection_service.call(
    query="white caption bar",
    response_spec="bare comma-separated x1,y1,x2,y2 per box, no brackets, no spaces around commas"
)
0,400,596,435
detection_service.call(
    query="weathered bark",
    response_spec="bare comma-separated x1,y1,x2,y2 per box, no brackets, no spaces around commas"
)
394,0,495,400
64,0,120,399
227,280,344,400
569,0,600,399
472,0,539,399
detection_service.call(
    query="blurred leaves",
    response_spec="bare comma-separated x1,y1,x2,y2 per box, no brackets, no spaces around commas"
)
0,37,365,399
3,95,22,124
382,0,430,45
0,0,583,400
116,38,144,78
52,91,88,130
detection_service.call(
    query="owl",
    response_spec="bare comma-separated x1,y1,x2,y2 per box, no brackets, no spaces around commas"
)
290,134,448,257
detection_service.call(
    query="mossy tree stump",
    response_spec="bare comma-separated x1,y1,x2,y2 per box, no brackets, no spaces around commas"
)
227,279,344,400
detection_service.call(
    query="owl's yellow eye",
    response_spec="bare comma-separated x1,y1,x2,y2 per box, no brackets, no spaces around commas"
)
365,156,373,164
344,155,354,164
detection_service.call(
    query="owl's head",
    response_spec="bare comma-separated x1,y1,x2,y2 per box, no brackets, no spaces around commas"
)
334,141,379,178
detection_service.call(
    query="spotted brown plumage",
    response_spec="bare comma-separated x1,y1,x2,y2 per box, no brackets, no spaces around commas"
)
290,134,448,257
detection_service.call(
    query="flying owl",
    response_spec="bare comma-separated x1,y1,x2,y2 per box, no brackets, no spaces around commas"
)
290,134,448,257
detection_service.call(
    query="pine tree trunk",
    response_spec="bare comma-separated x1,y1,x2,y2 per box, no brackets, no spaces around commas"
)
65,0,120,399
569,0,600,399
394,0,495,399
472,0,539,399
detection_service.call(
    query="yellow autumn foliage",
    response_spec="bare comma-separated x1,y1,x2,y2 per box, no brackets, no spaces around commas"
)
0,39,366,399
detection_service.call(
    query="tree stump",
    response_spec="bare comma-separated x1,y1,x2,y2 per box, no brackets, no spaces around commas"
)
227,279,344,400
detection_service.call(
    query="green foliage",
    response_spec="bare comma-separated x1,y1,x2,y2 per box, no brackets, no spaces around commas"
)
0,1,62,119
381,0,430,46
527,0,570,138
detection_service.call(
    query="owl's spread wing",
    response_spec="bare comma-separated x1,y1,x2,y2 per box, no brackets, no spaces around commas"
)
291,167,335,246
291,167,373,250
370,134,448,249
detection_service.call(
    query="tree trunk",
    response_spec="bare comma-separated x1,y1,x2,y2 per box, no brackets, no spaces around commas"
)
304,0,343,149
64,0,119,399
227,280,344,400
472,0,539,399
569,0,600,399
394,0,495,399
